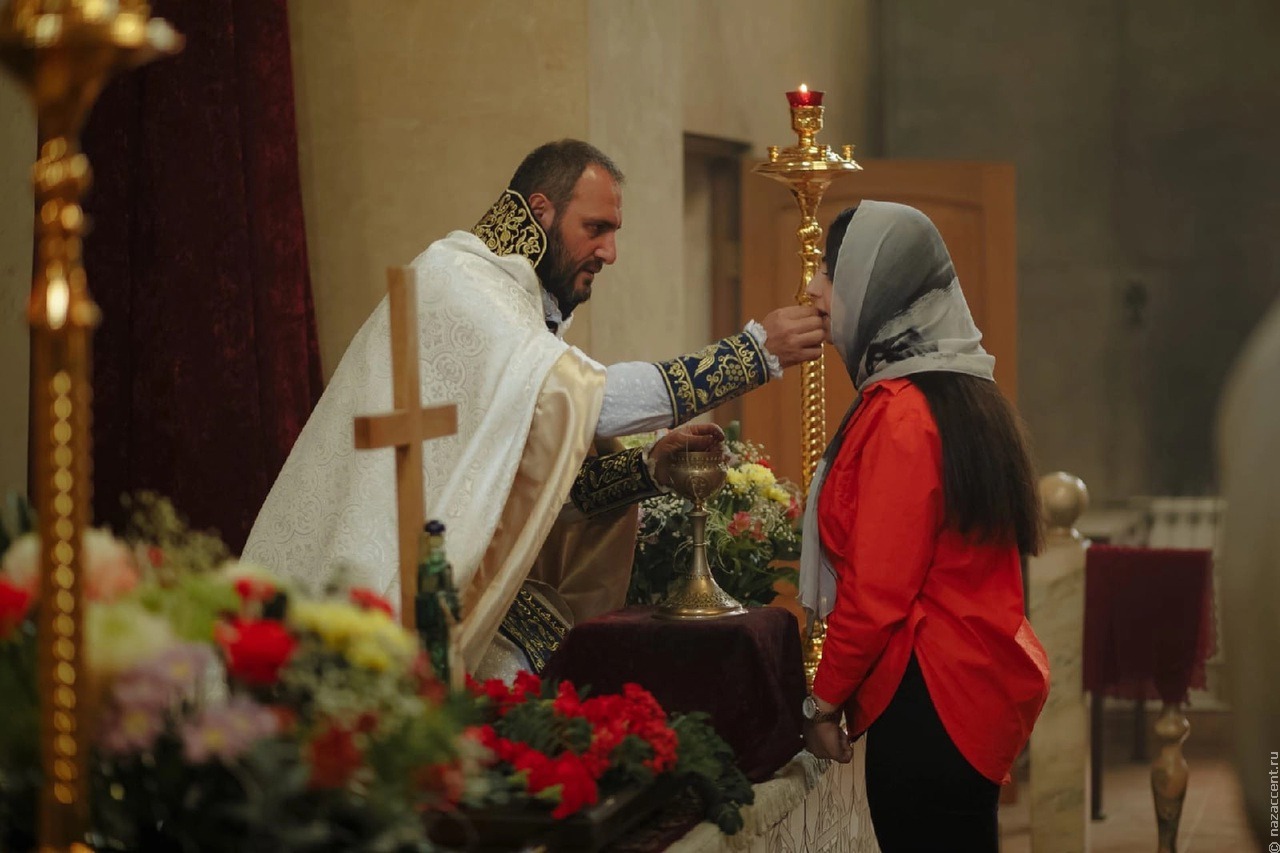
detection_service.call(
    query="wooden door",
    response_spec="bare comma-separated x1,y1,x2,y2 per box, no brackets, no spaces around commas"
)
739,159,1018,488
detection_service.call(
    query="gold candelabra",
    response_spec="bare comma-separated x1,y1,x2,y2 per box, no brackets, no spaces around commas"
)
0,3,180,850
754,86,861,689
752,85,861,493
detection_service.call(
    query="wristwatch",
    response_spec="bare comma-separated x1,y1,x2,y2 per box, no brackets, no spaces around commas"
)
802,694,842,724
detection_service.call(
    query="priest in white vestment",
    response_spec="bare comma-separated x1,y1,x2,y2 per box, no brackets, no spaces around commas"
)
243,140,826,674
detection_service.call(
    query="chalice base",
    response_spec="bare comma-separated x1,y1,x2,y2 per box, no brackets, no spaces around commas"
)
654,577,747,620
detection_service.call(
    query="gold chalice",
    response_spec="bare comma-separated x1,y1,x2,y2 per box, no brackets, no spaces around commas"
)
654,450,747,619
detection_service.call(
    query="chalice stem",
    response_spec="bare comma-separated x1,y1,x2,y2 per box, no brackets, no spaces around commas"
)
688,506,709,578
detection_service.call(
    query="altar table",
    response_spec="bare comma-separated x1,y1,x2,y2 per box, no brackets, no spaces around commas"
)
544,605,806,783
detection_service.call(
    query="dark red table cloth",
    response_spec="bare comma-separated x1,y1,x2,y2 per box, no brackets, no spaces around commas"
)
544,606,806,782
1083,545,1215,703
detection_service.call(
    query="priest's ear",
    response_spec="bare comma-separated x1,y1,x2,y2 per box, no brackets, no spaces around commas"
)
528,192,556,231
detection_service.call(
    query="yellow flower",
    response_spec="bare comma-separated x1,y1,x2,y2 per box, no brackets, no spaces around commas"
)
289,598,416,672
765,485,791,506
347,638,393,672
739,463,776,489
725,468,748,492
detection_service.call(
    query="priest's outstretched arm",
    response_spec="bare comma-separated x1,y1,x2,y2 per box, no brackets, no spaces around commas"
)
595,307,824,438
568,308,824,517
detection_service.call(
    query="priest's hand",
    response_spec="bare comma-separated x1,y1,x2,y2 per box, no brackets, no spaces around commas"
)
651,423,725,488
803,719,854,763
762,305,828,369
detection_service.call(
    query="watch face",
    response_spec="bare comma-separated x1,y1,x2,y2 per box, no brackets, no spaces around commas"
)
802,695,817,719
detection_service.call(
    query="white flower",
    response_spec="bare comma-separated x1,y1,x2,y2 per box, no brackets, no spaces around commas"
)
86,599,178,681
2,529,140,602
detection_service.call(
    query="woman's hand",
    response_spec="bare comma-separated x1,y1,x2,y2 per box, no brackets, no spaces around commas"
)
803,719,853,763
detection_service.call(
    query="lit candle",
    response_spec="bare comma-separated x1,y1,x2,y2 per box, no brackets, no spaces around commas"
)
786,83,824,108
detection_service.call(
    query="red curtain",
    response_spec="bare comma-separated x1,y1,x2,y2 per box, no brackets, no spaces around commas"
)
82,0,322,552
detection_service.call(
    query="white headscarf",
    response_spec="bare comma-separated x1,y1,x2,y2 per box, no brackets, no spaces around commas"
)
797,201,996,621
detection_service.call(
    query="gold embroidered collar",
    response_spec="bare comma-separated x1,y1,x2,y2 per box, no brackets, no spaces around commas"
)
471,188,548,268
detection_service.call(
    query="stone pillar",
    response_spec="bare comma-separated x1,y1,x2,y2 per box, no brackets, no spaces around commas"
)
1028,472,1090,853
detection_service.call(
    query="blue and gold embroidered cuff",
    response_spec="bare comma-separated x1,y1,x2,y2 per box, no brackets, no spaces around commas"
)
655,331,771,424
569,446,661,517
497,587,569,674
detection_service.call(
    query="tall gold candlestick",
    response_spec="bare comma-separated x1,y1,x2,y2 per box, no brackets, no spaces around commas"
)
0,4,180,849
753,86,861,492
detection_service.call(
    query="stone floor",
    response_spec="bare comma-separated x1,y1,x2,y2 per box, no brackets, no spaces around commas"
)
998,756,1260,852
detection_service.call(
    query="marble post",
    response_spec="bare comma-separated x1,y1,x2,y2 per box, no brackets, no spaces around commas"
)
1027,472,1091,853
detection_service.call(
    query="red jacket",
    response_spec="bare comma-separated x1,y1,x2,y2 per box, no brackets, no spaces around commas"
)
811,378,1049,784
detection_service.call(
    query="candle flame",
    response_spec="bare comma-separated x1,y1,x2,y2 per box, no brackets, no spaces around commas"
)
799,83,808,94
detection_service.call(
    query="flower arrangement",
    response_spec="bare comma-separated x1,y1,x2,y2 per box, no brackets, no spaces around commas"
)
0,494,470,853
460,673,753,834
627,426,802,607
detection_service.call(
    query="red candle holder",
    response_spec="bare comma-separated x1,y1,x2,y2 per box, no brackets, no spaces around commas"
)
786,86,824,108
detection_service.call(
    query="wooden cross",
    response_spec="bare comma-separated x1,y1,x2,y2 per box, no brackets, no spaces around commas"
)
353,266,457,629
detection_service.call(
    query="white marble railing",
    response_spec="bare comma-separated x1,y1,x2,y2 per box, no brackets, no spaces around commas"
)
1026,472,1091,853
670,748,881,852
1143,496,1226,551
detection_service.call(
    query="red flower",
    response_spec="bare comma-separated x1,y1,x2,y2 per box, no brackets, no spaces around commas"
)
268,705,299,734
786,497,803,521
643,724,678,773
0,578,32,640
622,683,665,721
727,511,754,537
547,752,600,819
465,724,500,754
307,722,363,789
233,576,277,604
512,747,599,817
145,545,165,568
581,693,624,727
415,759,466,807
353,711,379,734
552,680,584,718
467,671,543,715
480,678,512,710
215,617,297,686
512,670,542,701
413,651,447,703
349,587,394,617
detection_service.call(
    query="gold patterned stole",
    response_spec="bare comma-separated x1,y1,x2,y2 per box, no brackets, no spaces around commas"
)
471,188,548,267
496,586,570,674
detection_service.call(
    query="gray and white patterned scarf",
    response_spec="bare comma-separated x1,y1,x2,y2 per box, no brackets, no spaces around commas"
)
798,201,996,621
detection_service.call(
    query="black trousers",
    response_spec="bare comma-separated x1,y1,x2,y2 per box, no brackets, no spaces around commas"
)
864,656,1001,852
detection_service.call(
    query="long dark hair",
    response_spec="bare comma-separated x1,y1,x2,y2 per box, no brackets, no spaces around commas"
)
824,207,1042,555
909,372,1043,555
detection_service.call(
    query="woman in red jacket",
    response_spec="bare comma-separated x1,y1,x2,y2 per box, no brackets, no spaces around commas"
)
798,201,1049,852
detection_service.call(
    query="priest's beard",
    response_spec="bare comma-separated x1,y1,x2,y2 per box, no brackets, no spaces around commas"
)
540,220,596,319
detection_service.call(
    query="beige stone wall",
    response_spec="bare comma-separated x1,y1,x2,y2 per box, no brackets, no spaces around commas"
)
582,0,871,364
683,0,871,157
581,0,685,364
0,76,34,497
288,0,590,378
291,0,871,378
